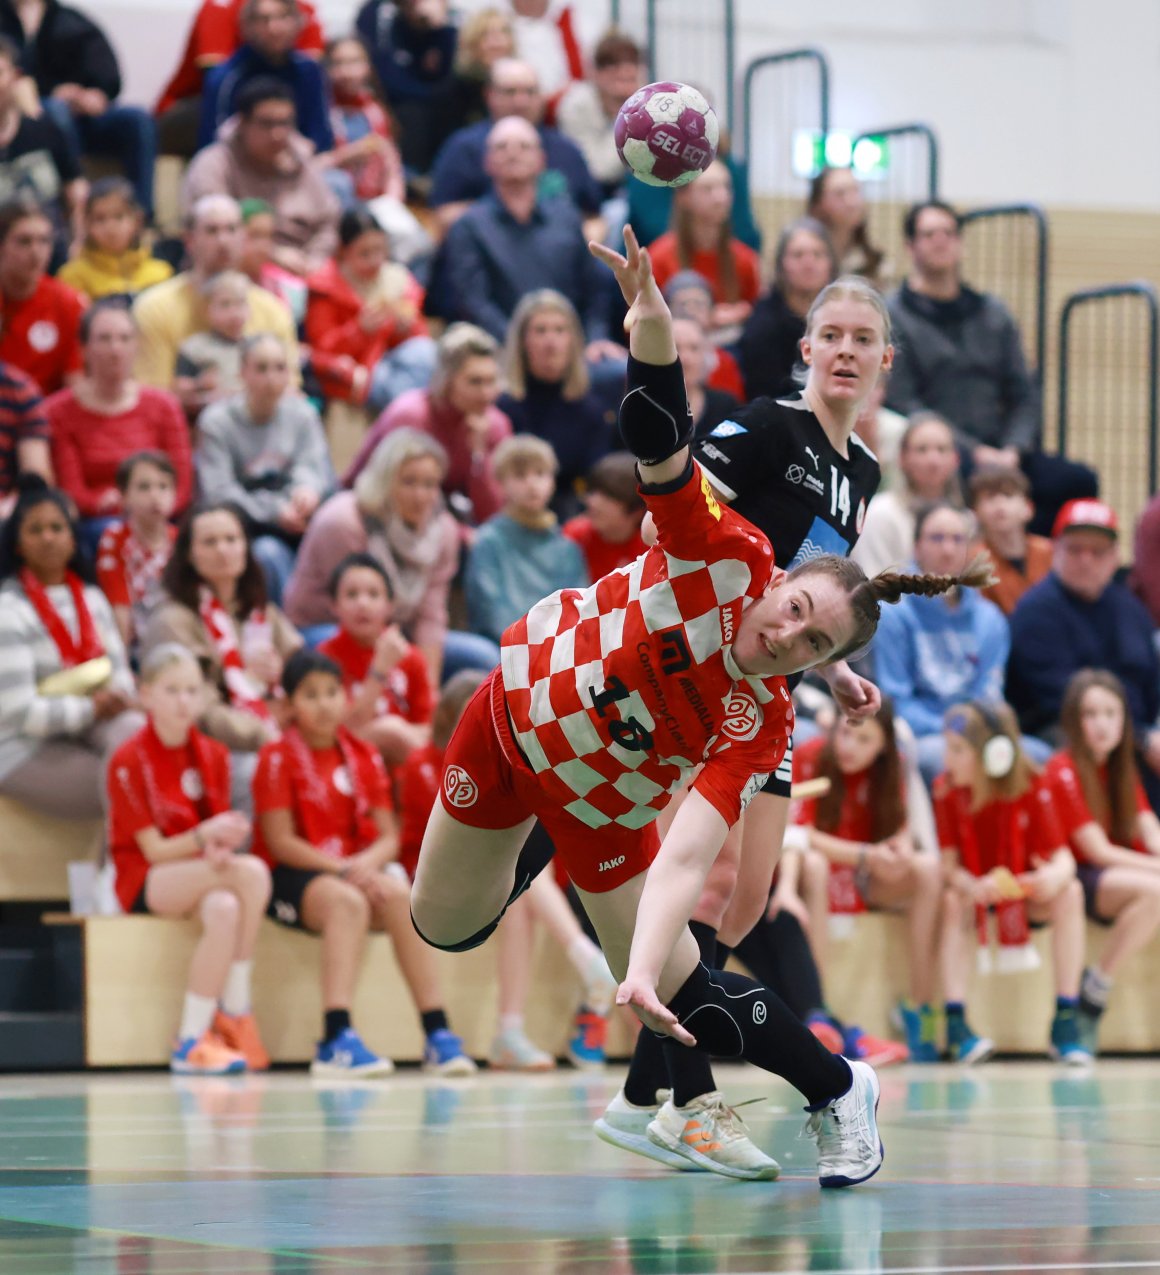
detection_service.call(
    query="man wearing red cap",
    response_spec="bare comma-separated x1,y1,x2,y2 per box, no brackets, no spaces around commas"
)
1007,497,1160,808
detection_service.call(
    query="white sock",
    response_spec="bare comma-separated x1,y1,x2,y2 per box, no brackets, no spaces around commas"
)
220,960,254,1017
567,935,616,1013
499,1013,524,1036
179,992,217,1043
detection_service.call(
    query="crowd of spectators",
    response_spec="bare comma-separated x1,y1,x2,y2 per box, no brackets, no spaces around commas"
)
0,0,1157,1076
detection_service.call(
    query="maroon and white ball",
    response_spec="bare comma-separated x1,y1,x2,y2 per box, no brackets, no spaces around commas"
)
614,81,719,188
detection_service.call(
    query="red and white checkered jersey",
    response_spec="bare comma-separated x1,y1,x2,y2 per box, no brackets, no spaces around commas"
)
498,462,794,832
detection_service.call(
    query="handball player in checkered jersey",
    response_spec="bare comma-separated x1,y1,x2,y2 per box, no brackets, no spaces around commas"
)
411,227,992,1187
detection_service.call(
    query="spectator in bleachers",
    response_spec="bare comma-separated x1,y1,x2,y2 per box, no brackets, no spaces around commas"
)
156,0,323,158
106,642,268,1075
497,288,612,517
647,160,761,345
184,79,341,281
853,373,907,494
237,196,306,323
305,206,435,411
95,451,177,651
1007,499,1160,807
318,552,432,767
1045,670,1160,1053
143,500,303,806
429,57,601,235
0,194,85,395
662,270,745,398
968,464,1053,617
198,0,333,156
874,502,1011,786
283,429,472,679
0,475,139,818
134,194,298,409
47,298,192,556
1129,489,1160,629
0,0,157,223
57,178,172,301
0,357,49,517
561,450,645,581
465,434,587,643
886,200,1097,537
934,700,1088,1065
851,412,960,578
253,646,476,1077
195,332,332,606
736,217,836,401
675,314,738,439
439,117,613,352
429,6,514,174
556,30,644,198
344,322,512,528
806,167,887,287
320,37,405,205
357,0,458,176
491,1,597,120
175,269,250,405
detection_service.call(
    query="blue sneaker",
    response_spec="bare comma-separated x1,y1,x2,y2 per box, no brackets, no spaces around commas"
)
311,1027,395,1078
423,1027,477,1077
1049,1007,1094,1067
170,1031,245,1075
567,1008,609,1069
946,1017,995,1066
899,1002,941,1063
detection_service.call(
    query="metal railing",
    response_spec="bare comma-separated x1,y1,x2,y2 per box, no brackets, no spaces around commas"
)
848,124,939,271
961,204,1049,386
741,47,830,197
1058,284,1159,523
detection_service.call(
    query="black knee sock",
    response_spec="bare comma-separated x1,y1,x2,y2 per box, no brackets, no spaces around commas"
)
666,963,852,1109
732,910,825,1023
623,919,718,1108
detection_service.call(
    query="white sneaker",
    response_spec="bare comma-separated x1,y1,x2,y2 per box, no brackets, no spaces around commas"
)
488,1027,556,1071
803,1059,884,1188
648,1091,780,1181
594,1089,697,1171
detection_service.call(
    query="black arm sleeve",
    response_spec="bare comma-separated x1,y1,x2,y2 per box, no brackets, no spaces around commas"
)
618,356,694,465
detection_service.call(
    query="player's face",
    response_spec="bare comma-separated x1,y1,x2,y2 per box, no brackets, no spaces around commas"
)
1079,685,1125,762
142,661,205,735
901,420,958,499
124,465,177,524
832,715,886,774
732,573,857,677
943,729,977,787
291,671,346,740
1053,529,1118,602
523,309,573,382
334,567,392,640
391,456,444,527
801,298,892,408
914,507,970,576
189,510,249,590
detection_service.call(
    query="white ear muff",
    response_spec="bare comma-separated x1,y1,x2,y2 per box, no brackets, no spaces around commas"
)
981,732,1017,780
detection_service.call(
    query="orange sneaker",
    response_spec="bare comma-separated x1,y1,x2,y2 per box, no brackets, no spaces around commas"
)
213,1010,270,1071
171,1030,246,1075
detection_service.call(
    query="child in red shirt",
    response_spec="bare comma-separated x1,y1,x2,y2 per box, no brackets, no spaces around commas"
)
106,644,270,1075
253,649,474,1078
935,701,1087,1065
562,452,646,583
318,553,433,768
96,451,178,650
1044,670,1160,1049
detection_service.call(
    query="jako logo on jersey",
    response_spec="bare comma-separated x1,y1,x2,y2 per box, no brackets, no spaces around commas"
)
710,420,747,438
700,473,722,520
443,766,478,807
721,690,762,741
805,446,820,469
855,498,867,535
785,464,805,484
599,855,626,872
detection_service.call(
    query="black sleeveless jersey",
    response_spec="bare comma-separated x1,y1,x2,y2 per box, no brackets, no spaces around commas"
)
692,393,881,570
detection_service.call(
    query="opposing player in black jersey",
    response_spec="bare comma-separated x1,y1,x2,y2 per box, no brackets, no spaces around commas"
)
596,248,896,1178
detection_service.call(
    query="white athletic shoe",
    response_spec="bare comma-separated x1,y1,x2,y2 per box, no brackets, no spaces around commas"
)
594,1088,696,1171
488,1027,555,1072
648,1091,781,1181
803,1059,884,1188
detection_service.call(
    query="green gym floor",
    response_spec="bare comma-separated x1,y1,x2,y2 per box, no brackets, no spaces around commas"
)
0,1060,1157,1274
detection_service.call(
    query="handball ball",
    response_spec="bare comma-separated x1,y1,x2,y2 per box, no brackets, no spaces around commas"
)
615,81,719,187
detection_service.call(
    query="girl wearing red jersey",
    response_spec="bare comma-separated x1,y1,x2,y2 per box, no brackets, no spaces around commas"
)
318,554,433,768
411,228,992,1187
788,703,943,1060
253,649,474,1078
935,701,1088,1065
106,645,270,1075
1045,670,1160,1049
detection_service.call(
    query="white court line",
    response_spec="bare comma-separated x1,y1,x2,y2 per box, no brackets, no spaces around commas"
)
776,1264,1160,1275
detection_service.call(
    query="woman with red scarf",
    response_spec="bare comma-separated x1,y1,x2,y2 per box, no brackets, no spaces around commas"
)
935,700,1087,1065
0,477,139,817
107,644,270,1074
141,503,303,810
252,649,475,1077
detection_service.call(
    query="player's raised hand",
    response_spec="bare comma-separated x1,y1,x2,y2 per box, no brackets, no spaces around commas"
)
588,226,669,336
615,974,696,1046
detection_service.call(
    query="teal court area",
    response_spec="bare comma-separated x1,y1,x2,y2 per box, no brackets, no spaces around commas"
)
0,1060,1158,1274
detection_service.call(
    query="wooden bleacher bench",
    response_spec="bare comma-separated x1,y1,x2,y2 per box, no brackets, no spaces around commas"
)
0,798,101,902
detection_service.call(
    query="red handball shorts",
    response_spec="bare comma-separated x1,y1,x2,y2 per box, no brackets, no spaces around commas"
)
438,669,658,893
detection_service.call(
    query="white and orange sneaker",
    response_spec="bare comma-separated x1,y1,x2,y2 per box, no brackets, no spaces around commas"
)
647,1091,780,1180
212,1010,270,1072
171,1031,246,1075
